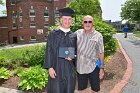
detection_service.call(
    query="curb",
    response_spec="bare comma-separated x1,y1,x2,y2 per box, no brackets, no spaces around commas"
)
109,40,133,93
0,87,23,93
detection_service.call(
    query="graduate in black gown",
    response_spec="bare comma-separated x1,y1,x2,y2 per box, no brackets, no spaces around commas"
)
44,7,77,93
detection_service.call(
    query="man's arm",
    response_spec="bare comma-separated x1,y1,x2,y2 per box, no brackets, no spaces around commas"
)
44,32,57,78
98,33,104,79
98,53,104,68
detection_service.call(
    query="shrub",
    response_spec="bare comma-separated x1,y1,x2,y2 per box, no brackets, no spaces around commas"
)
94,18,117,56
0,56,6,67
0,67,12,80
17,65,48,91
0,56,24,70
21,45,46,67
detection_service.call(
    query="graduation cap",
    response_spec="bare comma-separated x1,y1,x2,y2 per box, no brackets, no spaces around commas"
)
59,7,75,17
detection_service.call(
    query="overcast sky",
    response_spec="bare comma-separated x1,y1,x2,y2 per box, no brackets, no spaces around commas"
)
99,0,127,22
0,0,127,22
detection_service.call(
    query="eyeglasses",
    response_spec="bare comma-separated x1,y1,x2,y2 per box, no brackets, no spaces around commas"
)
83,21,92,24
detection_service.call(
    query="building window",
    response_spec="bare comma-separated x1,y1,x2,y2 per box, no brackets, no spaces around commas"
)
12,23,17,29
12,11,17,18
11,0,16,5
37,29,43,34
19,17,22,22
44,17,49,28
19,7,23,17
30,17,36,28
17,17,23,28
54,7,60,24
45,36,47,41
12,18,17,29
19,17,23,28
20,36,24,40
30,36,36,41
44,22,49,28
54,7,59,17
55,17,60,24
19,22,23,28
29,6,35,17
44,7,49,17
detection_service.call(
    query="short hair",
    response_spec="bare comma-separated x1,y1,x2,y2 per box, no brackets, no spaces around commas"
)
83,15,93,21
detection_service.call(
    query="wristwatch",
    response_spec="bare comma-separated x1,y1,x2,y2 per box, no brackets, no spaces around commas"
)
100,66,104,69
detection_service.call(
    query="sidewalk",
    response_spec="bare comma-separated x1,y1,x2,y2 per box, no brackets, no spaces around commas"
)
0,87,23,93
114,33,140,93
0,42,46,50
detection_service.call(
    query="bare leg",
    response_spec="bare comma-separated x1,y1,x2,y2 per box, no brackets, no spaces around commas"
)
91,90,98,93
78,89,88,93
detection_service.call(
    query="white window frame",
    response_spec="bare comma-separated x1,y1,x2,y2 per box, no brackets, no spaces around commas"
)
30,36,36,41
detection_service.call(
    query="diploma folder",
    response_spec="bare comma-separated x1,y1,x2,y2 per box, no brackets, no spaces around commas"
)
59,47,75,59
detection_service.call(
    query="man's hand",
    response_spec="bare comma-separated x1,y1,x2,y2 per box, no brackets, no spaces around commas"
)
48,68,56,79
65,57,73,62
55,26,61,31
99,68,104,79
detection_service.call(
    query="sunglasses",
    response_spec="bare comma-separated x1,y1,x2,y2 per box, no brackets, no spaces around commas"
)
83,21,92,24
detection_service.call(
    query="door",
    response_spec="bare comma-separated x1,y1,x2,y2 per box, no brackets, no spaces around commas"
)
13,37,17,43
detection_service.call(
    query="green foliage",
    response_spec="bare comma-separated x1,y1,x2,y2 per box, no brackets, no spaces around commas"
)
17,66,48,91
0,56,15,69
0,0,4,5
0,48,26,60
2,10,7,15
0,0,6,15
94,18,117,56
0,67,11,80
22,45,46,66
0,45,46,68
13,67,24,76
134,33,140,38
68,0,101,18
121,0,140,22
71,15,84,32
0,56,5,64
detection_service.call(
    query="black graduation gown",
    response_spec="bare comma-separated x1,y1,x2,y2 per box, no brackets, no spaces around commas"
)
44,30,77,93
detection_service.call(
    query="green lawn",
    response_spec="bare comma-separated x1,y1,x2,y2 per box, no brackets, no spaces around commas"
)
134,33,140,38
0,46,37,60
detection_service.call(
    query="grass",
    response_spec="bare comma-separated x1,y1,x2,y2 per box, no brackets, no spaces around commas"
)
134,33,140,38
0,46,38,60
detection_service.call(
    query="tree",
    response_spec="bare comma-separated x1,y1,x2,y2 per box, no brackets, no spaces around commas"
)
0,0,6,15
67,0,102,19
0,0,4,5
121,0,140,22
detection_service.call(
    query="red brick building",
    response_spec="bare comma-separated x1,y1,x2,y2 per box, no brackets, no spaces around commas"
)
0,0,71,44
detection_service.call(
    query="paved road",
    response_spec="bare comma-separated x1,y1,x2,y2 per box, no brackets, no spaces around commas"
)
114,33,140,93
